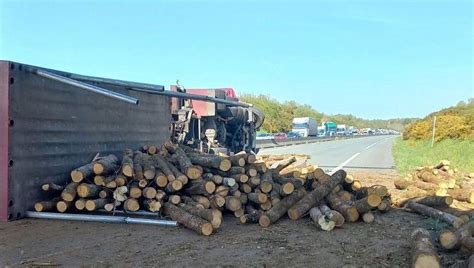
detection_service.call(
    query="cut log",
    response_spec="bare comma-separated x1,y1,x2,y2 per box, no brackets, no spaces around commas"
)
270,157,296,173
246,166,258,177
326,193,359,222
143,199,162,212
222,177,236,187
133,151,145,181
93,154,119,175
260,200,272,211
152,172,167,189
155,190,166,201
439,222,474,251
123,198,140,212
248,176,261,189
240,209,263,224
210,195,226,209
184,179,215,195
74,198,86,211
362,211,375,223
142,187,158,199
181,196,205,209
260,170,274,193
142,156,156,180
313,168,325,179
121,149,134,177
41,183,64,194
272,183,294,197
406,196,453,208
188,154,231,171
254,163,267,174
234,208,245,218
71,162,94,183
411,228,441,268
239,193,248,205
129,186,142,199
215,186,230,197
85,198,109,211
34,197,61,212
309,207,335,231
377,197,391,213
248,192,268,204
191,195,211,209
447,189,474,203
169,195,182,205
259,189,306,227
232,174,249,183
355,185,389,199
229,154,246,167
115,174,128,187
273,175,303,189
165,180,183,193
394,178,411,190
113,186,128,202
338,190,354,202
287,169,347,220
103,176,117,189
405,201,464,228
178,203,222,229
152,155,176,182
351,180,362,192
56,200,72,213
174,148,202,179
99,188,113,199
319,204,345,227
61,182,79,202
147,145,158,155
225,196,242,212
163,203,213,236
240,183,252,194
354,194,382,214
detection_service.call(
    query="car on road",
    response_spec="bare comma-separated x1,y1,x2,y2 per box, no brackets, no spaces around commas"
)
256,133,274,140
287,131,302,138
273,133,287,141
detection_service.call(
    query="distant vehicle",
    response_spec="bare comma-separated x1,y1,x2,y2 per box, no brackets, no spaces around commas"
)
256,133,274,140
336,124,347,136
287,131,302,138
292,117,318,137
317,126,326,137
324,122,337,136
273,133,287,141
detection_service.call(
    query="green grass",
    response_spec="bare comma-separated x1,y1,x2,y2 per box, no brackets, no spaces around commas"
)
392,138,474,176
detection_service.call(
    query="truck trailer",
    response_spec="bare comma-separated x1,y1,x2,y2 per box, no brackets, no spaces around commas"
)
291,117,318,137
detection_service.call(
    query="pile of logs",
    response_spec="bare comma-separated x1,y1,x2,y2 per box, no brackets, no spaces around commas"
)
34,143,395,236
393,160,474,205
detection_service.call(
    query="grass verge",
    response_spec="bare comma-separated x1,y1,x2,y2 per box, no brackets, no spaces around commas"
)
392,138,474,176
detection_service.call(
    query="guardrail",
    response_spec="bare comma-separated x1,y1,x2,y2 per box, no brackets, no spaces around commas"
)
256,134,395,149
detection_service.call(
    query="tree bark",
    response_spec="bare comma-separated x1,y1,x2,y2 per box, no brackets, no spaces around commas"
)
152,154,176,182
225,196,242,212
188,154,231,171
353,194,382,214
56,200,72,213
178,203,222,229
133,151,145,181
319,204,345,227
124,198,140,212
41,183,65,194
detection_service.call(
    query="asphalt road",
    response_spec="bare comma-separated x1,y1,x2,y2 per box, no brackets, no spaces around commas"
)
259,135,398,173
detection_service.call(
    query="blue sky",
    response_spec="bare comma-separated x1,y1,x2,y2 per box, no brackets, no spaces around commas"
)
1,0,472,119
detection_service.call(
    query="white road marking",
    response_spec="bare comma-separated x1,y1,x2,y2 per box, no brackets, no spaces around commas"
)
365,142,378,150
331,152,360,174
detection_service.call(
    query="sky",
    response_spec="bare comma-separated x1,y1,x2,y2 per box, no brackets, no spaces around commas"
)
0,0,472,119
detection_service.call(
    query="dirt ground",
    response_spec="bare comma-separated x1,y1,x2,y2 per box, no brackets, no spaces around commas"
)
0,171,470,267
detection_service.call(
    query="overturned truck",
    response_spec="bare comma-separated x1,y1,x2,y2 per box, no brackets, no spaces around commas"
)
0,61,263,221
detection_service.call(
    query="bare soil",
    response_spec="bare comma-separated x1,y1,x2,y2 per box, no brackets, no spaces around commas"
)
0,171,470,267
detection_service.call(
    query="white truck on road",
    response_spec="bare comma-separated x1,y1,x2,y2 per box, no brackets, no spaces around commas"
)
292,117,318,137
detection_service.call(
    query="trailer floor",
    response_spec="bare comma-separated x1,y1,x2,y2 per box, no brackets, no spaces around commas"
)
0,172,469,267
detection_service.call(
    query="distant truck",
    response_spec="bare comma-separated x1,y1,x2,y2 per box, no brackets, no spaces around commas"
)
324,122,337,136
292,117,318,137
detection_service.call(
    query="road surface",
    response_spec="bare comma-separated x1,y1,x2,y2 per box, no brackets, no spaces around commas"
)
259,135,398,173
